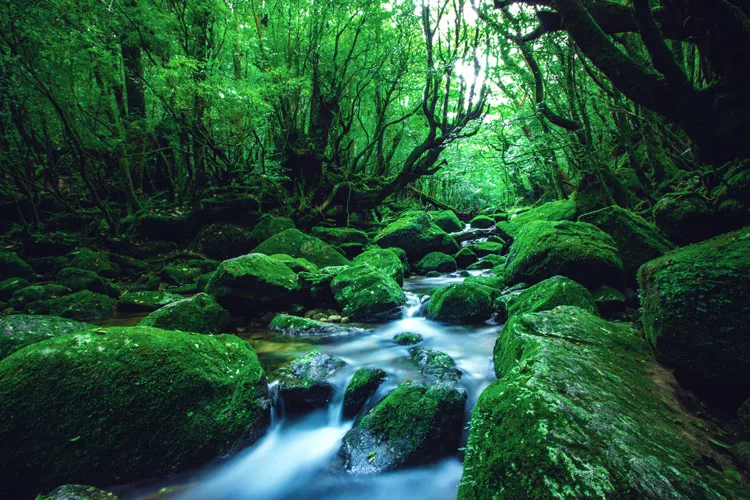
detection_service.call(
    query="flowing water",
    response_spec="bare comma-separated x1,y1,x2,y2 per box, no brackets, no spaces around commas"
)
117,274,500,500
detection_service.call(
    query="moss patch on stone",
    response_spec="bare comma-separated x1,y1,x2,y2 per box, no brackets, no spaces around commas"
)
139,293,230,334
414,252,457,275
375,213,458,262
343,367,387,418
353,248,404,285
330,265,405,322
497,275,597,322
0,314,91,360
425,283,495,323
253,228,350,268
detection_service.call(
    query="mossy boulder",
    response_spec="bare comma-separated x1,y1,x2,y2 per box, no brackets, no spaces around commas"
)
249,215,296,246
269,314,364,337
343,367,387,418
467,241,504,257
374,213,458,262
503,220,624,289
0,314,90,360
340,383,466,473
653,193,716,245
431,210,464,232
459,306,746,499
297,266,345,307
277,351,346,412
639,228,750,405
0,277,29,301
38,290,116,321
592,285,627,317
139,293,230,334
425,283,495,323
57,268,120,298
68,248,118,278
206,253,299,314
311,226,370,246
268,254,320,274
409,347,462,384
37,484,118,500
579,205,674,285
393,332,423,345
353,248,404,285
331,265,405,322
8,284,72,311
253,229,350,268
414,252,457,275
195,223,254,260
0,326,269,498
463,275,508,292
384,247,409,273
117,291,184,313
161,264,203,286
496,200,578,239
496,275,597,322
0,251,34,281
454,247,478,268
469,215,495,229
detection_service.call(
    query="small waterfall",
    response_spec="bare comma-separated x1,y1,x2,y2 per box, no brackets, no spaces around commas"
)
402,292,428,318
267,380,281,424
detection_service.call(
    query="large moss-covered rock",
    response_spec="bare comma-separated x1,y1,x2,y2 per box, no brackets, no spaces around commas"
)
139,293,230,334
409,347,462,384
253,229,350,268
38,484,119,500
430,210,464,232
117,291,184,313
393,332,423,345
331,265,405,321
343,367,387,418
206,253,299,314
57,268,120,298
0,251,34,281
0,326,269,498
459,306,747,499
269,314,364,337
68,249,118,278
38,290,116,321
653,193,716,245
454,247,478,268
579,205,674,285
0,277,29,301
374,213,458,262
195,223,253,260
496,200,577,239
413,252,457,275
425,283,494,323
0,314,90,360
277,351,346,412
311,226,369,246
353,248,404,285
503,220,624,289
496,275,597,322
469,215,494,229
467,241,504,257
268,254,320,274
8,284,72,311
249,215,296,246
340,383,466,473
639,228,750,404
297,266,345,307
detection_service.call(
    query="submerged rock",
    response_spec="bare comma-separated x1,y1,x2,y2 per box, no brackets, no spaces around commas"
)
353,248,404,285
0,314,90,360
639,227,750,405
277,351,346,412
425,283,495,323
392,332,423,345
269,314,364,337
374,212,458,262
0,326,269,498
414,252,457,274
409,347,462,384
206,253,299,314
253,228,350,268
331,265,405,322
496,275,597,322
343,367,387,418
139,293,230,334
503,220,624,289
459,306,747,499
340,383,466,473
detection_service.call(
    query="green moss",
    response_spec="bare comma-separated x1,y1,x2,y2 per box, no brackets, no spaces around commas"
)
467,241,504,257
0,251,34,281
0,326,269,497
9,284,72,311
409,347,461,384
384,247,410,273
454,247,478,268
0,314,90,360
353,248,404,284
139,293,230,334
496,200,577,239
311,226,370,246
591,285,627,316
161,264,203,286
118,291,183,313
504,220,623,289
253,228,350,268
206,253,299,314
639,227,750,404
425,283,495,323
38,290,116,321
579,205,674,285
430,210,464,232
467,254,506,270
498,275,597,322
195,223,254,260
463,274,508,291
249,215,296,246
57,267,121,298
343,367,387,418
0,277,29,302
375,213,458,262
393,332,423,345
330,265,405,321
68,248,118,278
341,382,466,473
469,215,494,229
268,254,320,274
414,252,457,275
653,193,716,245
459,306,747,499
277,350,346,412
297,266,345,307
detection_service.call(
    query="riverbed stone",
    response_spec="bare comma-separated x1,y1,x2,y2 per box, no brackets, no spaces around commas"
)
254,229,350,268
425,283,494,323
297,266,345,307
393,332,423,345
330,265,405,322
374,212,458,262
139,293,230,334
269,254,320,274
409,347,462,384
467,241,504,257
414,252,457,274
0,314,91,360
639,227,750,405
353,248,404,284
496,275,597,322
0,326,269,498
206,253,299,314
269,314,364,337
340,382,466,473
343,367,387,418
458,306,747,499
277,351,346,412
